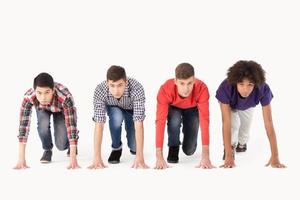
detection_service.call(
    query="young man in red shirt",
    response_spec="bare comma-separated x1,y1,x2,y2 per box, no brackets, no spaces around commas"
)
155,63,214,169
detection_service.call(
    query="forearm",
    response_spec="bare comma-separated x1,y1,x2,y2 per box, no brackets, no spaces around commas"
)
222,121,232,156
93,123,104,158
156,148,164,160
201,145,209,159
263,105,279,158
18,142,26,160
69,145,77,161
134,121,144,158
265,125,279,157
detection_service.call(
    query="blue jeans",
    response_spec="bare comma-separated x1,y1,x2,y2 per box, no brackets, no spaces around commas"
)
36,109,69,151
167,105,199,155
106,106,136,152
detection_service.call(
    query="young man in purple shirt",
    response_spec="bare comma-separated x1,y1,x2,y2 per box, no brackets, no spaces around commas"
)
216,60,286,168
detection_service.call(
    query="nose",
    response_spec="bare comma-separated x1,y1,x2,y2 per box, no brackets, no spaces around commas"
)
40,95,46,101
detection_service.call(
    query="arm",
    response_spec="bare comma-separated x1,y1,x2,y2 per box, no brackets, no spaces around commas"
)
155,147,169,169
131,121,149,169
155,86,170,169
196,85,215,169
88,122,107,169
196,145,215,169
63,97,80,169
67,145,80,169
14,143,29,169
14,96,32,170
262,104,286,168
219,103,235,168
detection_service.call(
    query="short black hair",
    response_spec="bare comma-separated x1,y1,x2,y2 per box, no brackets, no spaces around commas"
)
106,65,126,81
33,72,54,89
175,63,195,79
227,60,266,86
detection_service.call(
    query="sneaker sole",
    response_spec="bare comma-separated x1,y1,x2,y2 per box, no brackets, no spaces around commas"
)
108,160,120,164
167,160,179,164
40,160,51,164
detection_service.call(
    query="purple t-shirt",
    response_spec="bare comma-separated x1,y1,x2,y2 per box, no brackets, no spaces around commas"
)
215,79,273,110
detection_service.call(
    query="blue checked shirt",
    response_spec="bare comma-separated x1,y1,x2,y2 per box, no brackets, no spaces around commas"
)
93,77,146,123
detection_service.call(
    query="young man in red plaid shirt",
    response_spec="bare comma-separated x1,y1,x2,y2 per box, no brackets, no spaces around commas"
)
14,72,80,169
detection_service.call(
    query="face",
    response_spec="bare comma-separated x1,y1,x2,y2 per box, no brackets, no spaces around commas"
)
237,79,255,98
174,76,195,97
107,79,127,99
35,86,54,105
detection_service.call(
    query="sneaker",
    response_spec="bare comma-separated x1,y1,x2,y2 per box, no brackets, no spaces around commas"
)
40,150,52,163
236,143,247,152
130,150,136,155
167,146,179,163
222,146,235,160
67,147,78,157
108,149,122,164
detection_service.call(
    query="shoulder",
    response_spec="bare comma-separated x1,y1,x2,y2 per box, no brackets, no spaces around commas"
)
128,77,144,90
160,79,175,91
94,80,108,101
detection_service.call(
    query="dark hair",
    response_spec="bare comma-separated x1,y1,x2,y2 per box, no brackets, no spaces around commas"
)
106,65,126,81
175,63,195,79
227,60,266,86
33,72,54,89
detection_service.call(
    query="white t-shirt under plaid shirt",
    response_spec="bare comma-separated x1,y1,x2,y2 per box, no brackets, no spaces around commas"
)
93,77,146,123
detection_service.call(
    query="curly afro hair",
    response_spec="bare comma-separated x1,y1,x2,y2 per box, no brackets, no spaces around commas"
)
227,60,266,86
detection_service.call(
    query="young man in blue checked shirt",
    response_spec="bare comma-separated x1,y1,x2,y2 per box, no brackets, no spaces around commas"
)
88,65,149,169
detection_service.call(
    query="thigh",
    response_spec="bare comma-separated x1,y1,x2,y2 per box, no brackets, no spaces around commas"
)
107,106,124,126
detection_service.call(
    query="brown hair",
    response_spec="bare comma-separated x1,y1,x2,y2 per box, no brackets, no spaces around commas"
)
106,65,127,81
175,63,195,79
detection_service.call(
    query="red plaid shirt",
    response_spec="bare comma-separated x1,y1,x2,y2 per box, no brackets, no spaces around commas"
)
18,83,79,146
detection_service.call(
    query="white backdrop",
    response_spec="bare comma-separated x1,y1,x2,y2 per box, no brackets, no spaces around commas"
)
0,0,299,199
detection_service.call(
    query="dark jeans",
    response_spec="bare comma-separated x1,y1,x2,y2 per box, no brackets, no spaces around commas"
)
106,105,136,152
167,105,199,155
36,109,69,151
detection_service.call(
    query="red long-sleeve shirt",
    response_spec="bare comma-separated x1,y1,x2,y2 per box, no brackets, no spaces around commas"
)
155,78,210,148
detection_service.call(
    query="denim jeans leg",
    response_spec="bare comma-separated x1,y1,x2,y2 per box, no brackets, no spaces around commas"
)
124,109,136,152
182,107,199,155
167,106,182,148
36,109,53,150
107,106,124,150
53,112,69,151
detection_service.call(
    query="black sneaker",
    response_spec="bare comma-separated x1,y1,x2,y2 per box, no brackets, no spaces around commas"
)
130,150,136,155
222,146,235,160
40,150,52,163
67,147,78,157
236,143,247,152
108,149,122,164
167,146,179,163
